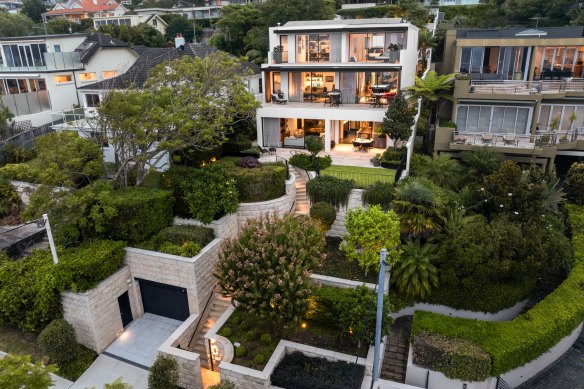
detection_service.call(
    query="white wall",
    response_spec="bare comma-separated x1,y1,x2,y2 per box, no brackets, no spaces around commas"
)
77,47,138,86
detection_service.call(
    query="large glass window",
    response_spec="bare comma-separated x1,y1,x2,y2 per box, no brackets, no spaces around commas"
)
301,72,336,102
296,34,330,63
456,105,530,134
535,46,583,78
349,33,385,62
1,44,46,68
538,104,584,131
340,70,399,104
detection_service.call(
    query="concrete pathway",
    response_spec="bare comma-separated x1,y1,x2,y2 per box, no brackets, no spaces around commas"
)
70,355,148,389
289,167,310,216
104,313,182,368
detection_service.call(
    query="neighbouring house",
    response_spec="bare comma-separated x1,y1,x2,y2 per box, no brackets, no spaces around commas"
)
256,18,419,152
435,26,584,172
93,14,168,35
0,32,138,127
50,39,261,168
0,0,23,14
42,0,127,24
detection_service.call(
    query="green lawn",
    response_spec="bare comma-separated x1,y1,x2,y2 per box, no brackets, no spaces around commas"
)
320,165,396,188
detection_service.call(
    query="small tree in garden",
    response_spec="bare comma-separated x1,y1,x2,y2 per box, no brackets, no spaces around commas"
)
378,91,415,149
215,213,325,324
148,354,179,389
305,135,324,160
392,241,439,299
565,162,584,205
0,354,56,389
341,205,401,275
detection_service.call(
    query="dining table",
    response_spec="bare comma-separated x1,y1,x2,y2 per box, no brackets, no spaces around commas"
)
353,137,374,151
328,91,341,107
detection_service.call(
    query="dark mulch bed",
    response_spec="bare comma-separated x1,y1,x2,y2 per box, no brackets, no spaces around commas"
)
319,237,379,284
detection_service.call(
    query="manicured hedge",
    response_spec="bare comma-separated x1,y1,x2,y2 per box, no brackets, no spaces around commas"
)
0,239,126,332
289,153,332,171
230,163,287,202
271,351,365,389
412,204,584,379
140,225,215,257
306,176,354,209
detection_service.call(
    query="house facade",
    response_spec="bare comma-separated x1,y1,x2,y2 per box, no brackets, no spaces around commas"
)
0,0,23,14
256,18,419,152
0,33,137,127
435,27,584,171
93,14,168,35
43,0,127,23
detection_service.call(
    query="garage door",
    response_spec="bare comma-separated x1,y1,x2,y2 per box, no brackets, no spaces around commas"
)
137,279,190,321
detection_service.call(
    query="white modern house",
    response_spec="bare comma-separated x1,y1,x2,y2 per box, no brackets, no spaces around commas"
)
0,0,23,14
256,18,419,152
93,14,168,34
0,33,138,127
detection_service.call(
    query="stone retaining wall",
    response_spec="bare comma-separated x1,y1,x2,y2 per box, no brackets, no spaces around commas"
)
174,213,238,240
327,189,364,238
61,266,141,353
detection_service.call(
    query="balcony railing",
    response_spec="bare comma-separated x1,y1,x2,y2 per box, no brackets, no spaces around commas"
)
0,52,83,72
1,91,51,117
469,79,584,95
451,130,584,149
50,107,86,127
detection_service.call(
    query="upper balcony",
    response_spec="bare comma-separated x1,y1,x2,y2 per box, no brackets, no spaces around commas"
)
454,79,584,100
0,52,83,72
268,48,401,65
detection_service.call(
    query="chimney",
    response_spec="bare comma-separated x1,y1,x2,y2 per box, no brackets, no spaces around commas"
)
93,0,97,5
175,33,186,48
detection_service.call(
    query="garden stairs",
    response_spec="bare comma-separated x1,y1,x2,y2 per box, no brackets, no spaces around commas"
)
290,167,310,216
188,293,231,370
381,316,413,383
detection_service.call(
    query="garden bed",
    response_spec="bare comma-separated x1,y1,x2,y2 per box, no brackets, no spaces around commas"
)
0,326,42,361
137,225,215,257
218,309,369,370
319,237,378,284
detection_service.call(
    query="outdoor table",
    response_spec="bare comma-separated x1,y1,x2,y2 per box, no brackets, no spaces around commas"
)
370,93,385,107
328,91,341,107
353,138,374,151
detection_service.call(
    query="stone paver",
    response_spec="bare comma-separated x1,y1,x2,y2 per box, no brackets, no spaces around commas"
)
70,355,148,389
104,313,182,368
518,329,584,389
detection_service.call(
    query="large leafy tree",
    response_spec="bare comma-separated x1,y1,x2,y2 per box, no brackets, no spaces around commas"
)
211,5,263,56
21,0,46,23
163,14,194,43
379,91,415,149
0,354,56,389
215,213,325,324
99,24,165,47
96,53,259,186
0,11,35,37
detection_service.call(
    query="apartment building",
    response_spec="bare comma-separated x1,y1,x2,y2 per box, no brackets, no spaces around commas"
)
435,27,584,171
256,18,419,152
0,33,138,127
0,0,23,14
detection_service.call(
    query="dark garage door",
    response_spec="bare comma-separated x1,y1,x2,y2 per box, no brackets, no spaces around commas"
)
138,279,190,321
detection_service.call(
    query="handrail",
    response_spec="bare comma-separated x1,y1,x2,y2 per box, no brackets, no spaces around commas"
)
186,283,217,351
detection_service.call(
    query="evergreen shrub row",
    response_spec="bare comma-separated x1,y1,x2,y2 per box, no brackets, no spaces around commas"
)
412,204,584,379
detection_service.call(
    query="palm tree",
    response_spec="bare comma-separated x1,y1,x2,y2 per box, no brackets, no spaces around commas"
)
460,147,503,184
418,154,462,190
418,28,436,65
393,241,439,299
406,70,456,125
392,177,445,239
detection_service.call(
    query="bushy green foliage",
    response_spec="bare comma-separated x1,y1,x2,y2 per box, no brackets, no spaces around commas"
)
271,351,365,389
380,147,405,168
208,380,237,389
235,345,247,357
38,319,78,364
305,135,324,159
307,176,353,209
148,354,179,389
393,242,439,299
307,286,392,345
0,239,125,332
229,163,286,202
99,23,165,47
362,182,394,211
220,327,233,337
142,225,214,257
58,345,97,381
25,181,173,246
158,241,201,257
379,92,415,149
0,177,20,218
254,354,265,364
289,153,332,171
342,205,401,274
174,164,238,223
215,213,324,323
413,332,491,381
309,201,337,231
0,144,36,165
565,162,584,205
260,333,272,345
0,354,56,388
411,204,584,378
222,135,253,155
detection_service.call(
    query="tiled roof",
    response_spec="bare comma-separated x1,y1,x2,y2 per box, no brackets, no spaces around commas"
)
79,43,260,90
45,0,120,15
75,32,130,63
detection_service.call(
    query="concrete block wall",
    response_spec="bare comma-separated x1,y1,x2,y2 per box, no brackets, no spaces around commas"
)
327,189,365,238
192,239,223,313
61,266,140,353
174,213,238,239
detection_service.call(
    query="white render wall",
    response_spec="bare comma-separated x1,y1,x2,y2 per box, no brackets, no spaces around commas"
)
76,48,138,87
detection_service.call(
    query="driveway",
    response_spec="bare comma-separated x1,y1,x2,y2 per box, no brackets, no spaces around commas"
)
71,313,183,388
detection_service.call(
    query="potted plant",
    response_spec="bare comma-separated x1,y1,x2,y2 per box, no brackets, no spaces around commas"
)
273,45,284,64
380,148,405,169
371,153,381,167
387,43,400,63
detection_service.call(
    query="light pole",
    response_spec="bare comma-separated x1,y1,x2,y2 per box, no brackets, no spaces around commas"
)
371,248,390,388
43,214,59,264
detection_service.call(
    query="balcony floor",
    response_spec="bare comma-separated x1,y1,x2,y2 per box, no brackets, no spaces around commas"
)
262,101,388,111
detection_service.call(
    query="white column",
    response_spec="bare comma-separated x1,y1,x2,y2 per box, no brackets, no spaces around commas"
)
341,33,348,63
256,115,263,147
324,120,331,152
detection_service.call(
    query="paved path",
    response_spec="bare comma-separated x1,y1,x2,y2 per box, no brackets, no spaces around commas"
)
289,167,309,215
70,354,148,389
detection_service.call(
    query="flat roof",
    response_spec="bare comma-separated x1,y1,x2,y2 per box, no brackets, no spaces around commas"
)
0,33,87,42
456,27,584,39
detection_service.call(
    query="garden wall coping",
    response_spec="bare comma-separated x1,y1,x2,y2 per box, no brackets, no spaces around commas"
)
125,237,222,265
310,272,390,294
173,213,238,239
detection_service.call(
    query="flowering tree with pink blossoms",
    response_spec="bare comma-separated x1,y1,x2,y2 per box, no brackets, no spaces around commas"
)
215,213,325,324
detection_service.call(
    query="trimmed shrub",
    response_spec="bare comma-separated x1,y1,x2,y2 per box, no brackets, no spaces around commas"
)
306,176,353,209
222,135,252,155
310,201,337,231
208,380,237,389
149,225,215,248
230,163,286,202
38,319,78,364
260,333,272,345
254,354,265,364
271,351,365,389
565,162,584,205
236,156,261,168
411,204,584,378
56,344,97,381
235,345,247,357
380,147,405,168
289,153,332,171
413,332,491,381
158,241,201,257
306,285,392,345
148,354,179,389
220,327,233,337
362,182,393,211
245,329,257,341
241,147,261,158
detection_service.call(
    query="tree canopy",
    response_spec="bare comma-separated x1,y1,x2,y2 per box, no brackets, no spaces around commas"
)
99,24,165,47
0,11,35,37
21,0,46,23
